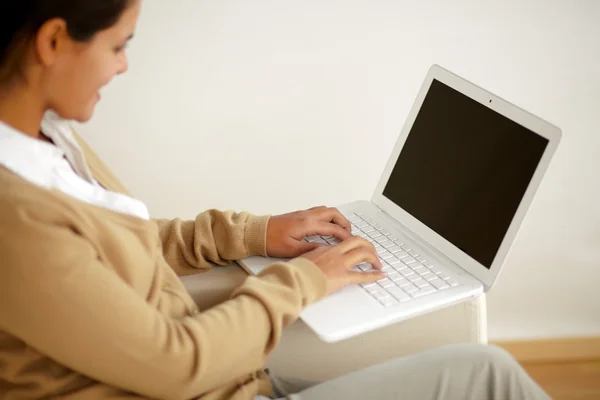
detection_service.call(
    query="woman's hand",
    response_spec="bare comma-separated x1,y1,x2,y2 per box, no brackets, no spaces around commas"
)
301,236,385,295
266,206,353,258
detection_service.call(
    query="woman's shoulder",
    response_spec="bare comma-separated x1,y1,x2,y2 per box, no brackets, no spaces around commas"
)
0,166,90,231
1,166,60,211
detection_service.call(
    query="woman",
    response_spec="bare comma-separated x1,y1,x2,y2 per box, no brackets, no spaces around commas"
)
0,1,550,399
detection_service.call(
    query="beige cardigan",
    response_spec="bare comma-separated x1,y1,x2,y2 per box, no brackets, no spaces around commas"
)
0,134,327,399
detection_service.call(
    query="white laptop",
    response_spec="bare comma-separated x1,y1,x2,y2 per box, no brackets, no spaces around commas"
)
239,65,561,343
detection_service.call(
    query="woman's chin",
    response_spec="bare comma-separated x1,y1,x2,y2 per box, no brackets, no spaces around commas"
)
73,102,98,123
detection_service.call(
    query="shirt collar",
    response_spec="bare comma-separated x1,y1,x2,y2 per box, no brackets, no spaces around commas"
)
0,115,66,189
40,111,96,182
0,111,95,188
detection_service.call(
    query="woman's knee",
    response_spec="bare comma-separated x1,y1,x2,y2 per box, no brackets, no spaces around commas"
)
438,344,521,372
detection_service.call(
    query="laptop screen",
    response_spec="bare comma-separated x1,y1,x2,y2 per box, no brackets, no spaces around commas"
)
382,79,549,269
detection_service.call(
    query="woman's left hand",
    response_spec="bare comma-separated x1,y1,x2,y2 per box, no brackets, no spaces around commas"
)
266,206,353,258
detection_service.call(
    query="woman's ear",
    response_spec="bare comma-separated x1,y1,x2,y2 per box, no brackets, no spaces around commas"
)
35,18,71,67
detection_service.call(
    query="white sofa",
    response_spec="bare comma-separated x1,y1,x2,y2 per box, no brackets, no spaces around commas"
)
181,263,487,382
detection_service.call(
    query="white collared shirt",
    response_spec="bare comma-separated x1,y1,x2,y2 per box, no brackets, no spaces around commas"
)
0,111,150,220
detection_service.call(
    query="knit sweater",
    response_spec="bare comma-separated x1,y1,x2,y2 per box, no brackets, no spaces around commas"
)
0,133,327,399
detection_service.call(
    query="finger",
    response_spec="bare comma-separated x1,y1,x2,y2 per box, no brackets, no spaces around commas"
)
343,247,383,270
304,221,352,241
347,270,387,285
295,240,323,254
315,208,352,232
336,236,376,256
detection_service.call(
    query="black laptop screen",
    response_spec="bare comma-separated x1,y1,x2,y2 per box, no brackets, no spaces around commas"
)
382,79,548,268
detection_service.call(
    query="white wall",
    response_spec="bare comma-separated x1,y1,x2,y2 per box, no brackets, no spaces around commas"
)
76,0,600,341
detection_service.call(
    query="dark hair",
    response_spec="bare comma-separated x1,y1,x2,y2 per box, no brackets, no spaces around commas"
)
0,0,132,85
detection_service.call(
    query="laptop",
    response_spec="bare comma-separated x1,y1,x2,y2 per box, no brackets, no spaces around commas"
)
239,65,561,343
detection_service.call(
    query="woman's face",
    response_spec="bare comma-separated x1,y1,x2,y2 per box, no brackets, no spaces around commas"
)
43,0,141,122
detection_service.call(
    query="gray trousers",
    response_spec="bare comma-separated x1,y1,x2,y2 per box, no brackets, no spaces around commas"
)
264,344,550,400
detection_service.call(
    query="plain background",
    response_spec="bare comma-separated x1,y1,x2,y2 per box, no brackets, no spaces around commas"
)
75,0,600,341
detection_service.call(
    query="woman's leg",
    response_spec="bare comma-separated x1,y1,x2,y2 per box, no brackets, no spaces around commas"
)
270,344,550,400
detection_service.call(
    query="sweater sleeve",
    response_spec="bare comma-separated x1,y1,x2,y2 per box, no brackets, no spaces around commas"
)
72,130,271,276
155,210,271,276
0,206,326,400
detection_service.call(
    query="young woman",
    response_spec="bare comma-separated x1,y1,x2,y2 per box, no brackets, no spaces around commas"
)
0,1,549,399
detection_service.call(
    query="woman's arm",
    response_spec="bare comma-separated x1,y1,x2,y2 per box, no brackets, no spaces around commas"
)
0,206,325,399
155,210,270,275
72,130,269,275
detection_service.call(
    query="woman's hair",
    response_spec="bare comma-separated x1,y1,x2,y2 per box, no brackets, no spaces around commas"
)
0,0,132,85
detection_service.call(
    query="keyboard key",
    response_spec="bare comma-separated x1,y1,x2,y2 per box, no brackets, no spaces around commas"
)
306,235,322,242
377,279,394,288
407,274,422,282
417,257,427,263
361,226,375,234
355,221,369,229
411,287,436,298
379,296,398,307
431,267,443,274
401,245,411,251
382,241,396,250
392,263,408,272
400,268,415,277
395,251,410,259
429,278,450,290
387,258,402,266
419,270,434,279
369,289,388,298
375,236,390,244
364,285,380,293
379,229,390,236
403,284,418,293
387,271,401,280
447,278,459,287
361,282,377,288
395,278,411,287
411,265,427,273
387,286,411,302
358,263,373,271
368,231,382,239
379,251,394,260
409,251,420,257
371,293,389,302
414,279,431,289
381,265,393,273
424,273,439,282
402,257,417,265
387,245,402,253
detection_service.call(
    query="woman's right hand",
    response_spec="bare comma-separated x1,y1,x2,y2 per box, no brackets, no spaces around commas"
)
300,236,386,295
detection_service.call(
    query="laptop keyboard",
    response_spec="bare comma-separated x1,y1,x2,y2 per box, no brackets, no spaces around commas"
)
304,212,460,308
